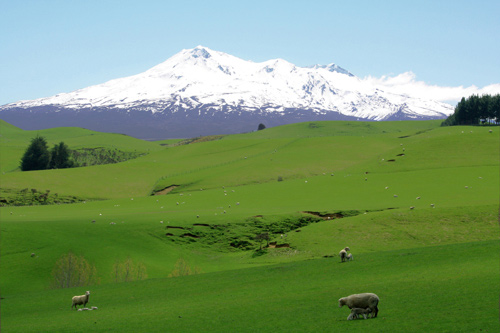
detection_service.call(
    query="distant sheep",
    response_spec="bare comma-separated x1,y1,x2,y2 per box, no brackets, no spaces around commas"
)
339,247,350,262
347,307,372,320
30,253,36,257
72,291,90,310
91,306,98,310
339,293,379,318
346,253,353,261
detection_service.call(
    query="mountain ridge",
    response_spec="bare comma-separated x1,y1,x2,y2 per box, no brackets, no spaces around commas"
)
0,46,453,139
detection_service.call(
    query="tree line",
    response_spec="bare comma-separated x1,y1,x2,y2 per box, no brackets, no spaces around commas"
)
20,135,145,171
20,136,75,171
441,94,500,126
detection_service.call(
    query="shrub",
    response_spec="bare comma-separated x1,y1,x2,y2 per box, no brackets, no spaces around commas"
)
51,252,99,289
112,257,148,283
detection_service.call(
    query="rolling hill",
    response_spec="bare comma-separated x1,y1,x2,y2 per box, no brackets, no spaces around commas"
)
0,120,498,332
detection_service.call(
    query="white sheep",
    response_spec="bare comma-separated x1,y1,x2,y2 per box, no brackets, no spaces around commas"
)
339,247,350,262
347,307,372,320
91,306,98,310
346,253,353,261
72,291,90,310
339,293,379,318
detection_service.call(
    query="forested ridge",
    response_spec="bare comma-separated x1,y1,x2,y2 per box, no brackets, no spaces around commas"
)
442,94,500,126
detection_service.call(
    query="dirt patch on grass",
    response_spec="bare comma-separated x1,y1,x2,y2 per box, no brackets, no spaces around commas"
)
303,211,344,220
180,233,200,239
268,242,290,248
154,185,179,195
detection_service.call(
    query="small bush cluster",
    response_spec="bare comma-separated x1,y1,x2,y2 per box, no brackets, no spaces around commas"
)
51,252,100,289
168,258,202,277
164,214,331,252
112,257,148,283
0,188,85,207
71,148,145,167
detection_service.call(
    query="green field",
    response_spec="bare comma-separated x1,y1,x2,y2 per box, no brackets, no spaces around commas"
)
0,119,499,332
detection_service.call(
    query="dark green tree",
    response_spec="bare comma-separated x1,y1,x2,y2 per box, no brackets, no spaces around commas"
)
255,232,270,250
20,135,50,171
258,123,266,131
442,94,500,126
49,142,74,169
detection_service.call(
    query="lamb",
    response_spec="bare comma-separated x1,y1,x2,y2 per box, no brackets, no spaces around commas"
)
346,253,353,261
339,293,379,318
339,247,350,262
72,291,90,310
347,307,372,320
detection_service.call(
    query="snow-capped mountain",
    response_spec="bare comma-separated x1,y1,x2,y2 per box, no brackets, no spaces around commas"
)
0,46,453,139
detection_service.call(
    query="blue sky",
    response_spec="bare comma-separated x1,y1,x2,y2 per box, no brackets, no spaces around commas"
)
1,0,499,105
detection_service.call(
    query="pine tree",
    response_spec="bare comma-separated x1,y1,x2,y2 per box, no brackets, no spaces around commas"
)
49,142,74,169
20,135,50,171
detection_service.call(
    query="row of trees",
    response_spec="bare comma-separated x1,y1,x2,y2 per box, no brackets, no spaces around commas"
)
20,136,75,171
441,94,500,126
20,135,145,171
51,253,203,289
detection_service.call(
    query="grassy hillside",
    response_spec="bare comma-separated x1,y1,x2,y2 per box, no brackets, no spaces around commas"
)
0,119,498,332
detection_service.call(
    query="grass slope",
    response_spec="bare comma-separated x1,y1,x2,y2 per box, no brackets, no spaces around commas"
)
0,119,499,332
2,241,498,332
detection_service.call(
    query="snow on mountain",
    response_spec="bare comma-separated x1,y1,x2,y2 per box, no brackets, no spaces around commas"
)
2,46,452,118
0,46,453,138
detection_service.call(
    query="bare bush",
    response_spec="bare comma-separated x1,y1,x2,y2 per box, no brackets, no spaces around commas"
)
51,252,99,289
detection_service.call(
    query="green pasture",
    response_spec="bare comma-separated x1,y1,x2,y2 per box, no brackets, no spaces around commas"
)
0,119,499,331
2,241,498,332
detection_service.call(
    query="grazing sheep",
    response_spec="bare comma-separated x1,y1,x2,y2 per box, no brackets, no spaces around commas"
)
339,293,379,318
347,307,372,320
72,291,90,310
346,253,353,261
339,247,350,262
31,253,36,257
